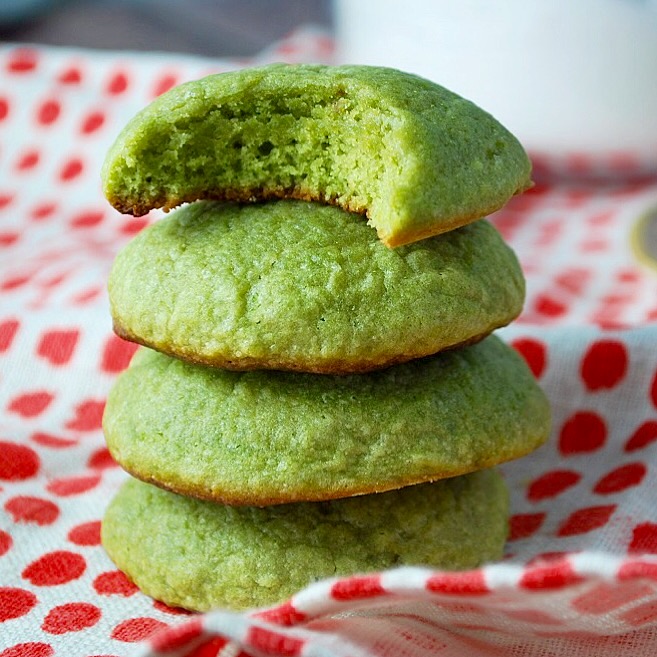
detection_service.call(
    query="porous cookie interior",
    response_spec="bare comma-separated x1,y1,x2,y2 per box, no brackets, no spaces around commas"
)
102,64,532,246
101,471,510,611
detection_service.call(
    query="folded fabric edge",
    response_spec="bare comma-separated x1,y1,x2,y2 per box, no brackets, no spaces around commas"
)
125,553,657,657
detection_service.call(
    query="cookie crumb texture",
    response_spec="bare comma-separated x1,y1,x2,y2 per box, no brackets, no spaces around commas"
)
102,336,550,505
101,64,532,246
102,470,509,611
108,201,525,373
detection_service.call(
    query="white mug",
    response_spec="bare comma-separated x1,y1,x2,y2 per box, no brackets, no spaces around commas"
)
335,0,657,164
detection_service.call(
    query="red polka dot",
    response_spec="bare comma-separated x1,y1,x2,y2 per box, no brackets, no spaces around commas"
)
0,232,19,246
42,602,101,635
593,319,630,333
40,254,67,278
626,421,657,452
0,529,12,556
152,600,193,616
0,194,14,209
107,71,129,95
527,551,570,567
620,599,657,627
58,67,81,84
559,411,607,455
16,150,40,171
619,559,657,581
37,100,60,126
88,447,118,470
520,559,584,590
39,283,67,303
31,432,78,448
47,473,101,497
68,520,101,546
47,274,70,292
508,512,545,540
572,580,653,615
617,268,640,283
256,601,307,626
45,273,70,291
7,48,38,73
0,442,40,480
149,619,203,652
331,575,385,600
511,338,547,378
0,587,37,622
59,158,84,182
111,618,168,642
152,73,178,98
528,470,581,502
246,627,305,657
629,522,657,554
651,369,657,410
80,111,105,134
180,637,229,657
0,319,19,352
93,570,139,597
554,268,589,295
65,399,104,431
8,391,54,418
534,294,567,318
101,335,139,373
588,210,615,226
580,238,608,252
0,644,53,657
31,202,57,220
426,571,489,595
0,97,9,121
22,550,86,586
557,504,616,537
121,217,149,235
593,462,646,494
71,210,104,228
5,496,59,525
37,329,79,366
580,339,628,391
72,287,102,305
2,274,31,291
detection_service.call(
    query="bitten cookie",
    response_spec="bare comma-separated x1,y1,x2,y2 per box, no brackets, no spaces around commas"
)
102,336,550,505
102,470,509,611
108,201,525,374
101,63,532,247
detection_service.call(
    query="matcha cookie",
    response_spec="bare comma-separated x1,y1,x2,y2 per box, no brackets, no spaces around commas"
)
101,64,532,247
102,470,509,611
108,201,525,374
103,337,550,505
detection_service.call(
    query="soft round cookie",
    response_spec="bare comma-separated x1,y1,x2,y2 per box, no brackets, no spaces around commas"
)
101,63,532,247
102,470,509,611
103,336,550,505
108,200,525,374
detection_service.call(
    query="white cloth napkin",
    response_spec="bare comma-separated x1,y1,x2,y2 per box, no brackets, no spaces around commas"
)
2,29,657,657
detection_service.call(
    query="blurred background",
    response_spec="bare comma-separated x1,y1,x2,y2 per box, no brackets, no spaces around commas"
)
1,0,656,166
0,0,333,57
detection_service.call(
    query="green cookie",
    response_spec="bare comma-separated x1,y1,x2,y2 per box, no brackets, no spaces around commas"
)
109,201,525,374
102,471,509,611
103,336,550,505
101,63,531,247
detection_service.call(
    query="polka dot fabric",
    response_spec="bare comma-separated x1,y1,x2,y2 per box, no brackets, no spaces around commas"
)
2,34,657,657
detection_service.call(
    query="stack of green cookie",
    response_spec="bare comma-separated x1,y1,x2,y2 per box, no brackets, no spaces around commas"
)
100,64,551,611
